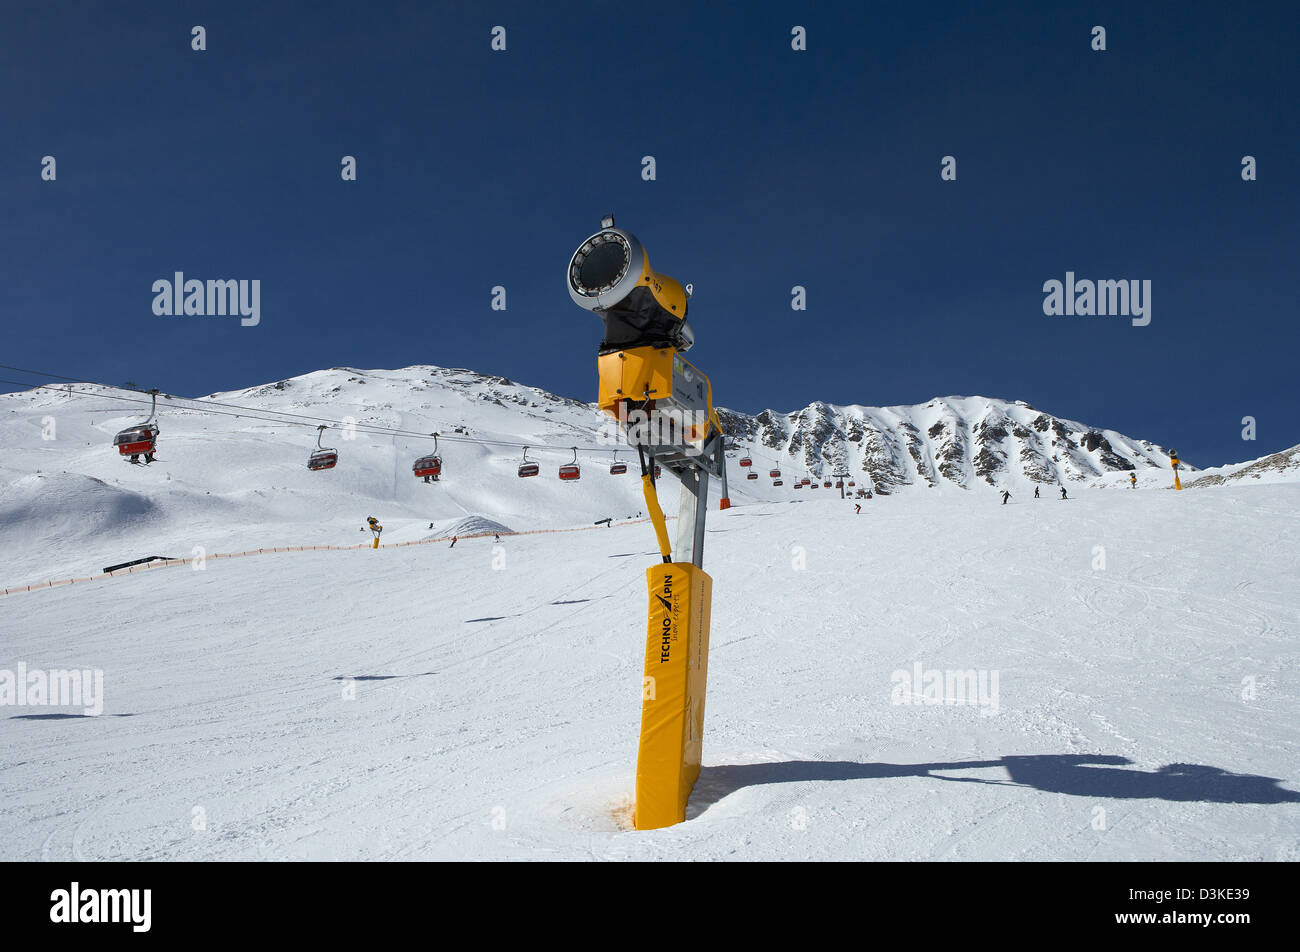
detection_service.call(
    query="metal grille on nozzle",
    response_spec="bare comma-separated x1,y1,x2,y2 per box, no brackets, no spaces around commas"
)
570,232,631,298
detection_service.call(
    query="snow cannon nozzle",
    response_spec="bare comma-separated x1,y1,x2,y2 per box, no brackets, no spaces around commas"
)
567,219,693,356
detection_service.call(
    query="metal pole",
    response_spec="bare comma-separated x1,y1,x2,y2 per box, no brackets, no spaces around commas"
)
675,467,698,563
691,470,710,568
834,471,850,499
717,441,730,507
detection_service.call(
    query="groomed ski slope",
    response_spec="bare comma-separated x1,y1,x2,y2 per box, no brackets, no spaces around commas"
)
3,482,1297,861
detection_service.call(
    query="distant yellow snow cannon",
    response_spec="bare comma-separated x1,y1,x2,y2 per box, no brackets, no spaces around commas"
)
1169,450,1182,491
568,215,729,830
366,516,382,548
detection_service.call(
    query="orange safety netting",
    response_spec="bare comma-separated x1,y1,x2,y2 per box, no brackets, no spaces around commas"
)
0,516,670,598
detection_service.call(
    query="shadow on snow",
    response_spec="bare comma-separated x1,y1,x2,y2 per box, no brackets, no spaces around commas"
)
688,754,1300,818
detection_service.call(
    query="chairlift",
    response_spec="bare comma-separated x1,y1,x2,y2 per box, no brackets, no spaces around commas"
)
558,447,581,481
308,425,338,471
413,433,442,482
609,450,627,476
518,446,540,478
739,454,752,468
769,468,781,478
746,471,758,480
773,479,783,486
823,480,832,488
113,388,160,463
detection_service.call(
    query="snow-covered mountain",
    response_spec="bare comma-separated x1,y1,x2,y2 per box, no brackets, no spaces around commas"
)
1187,444,1300,488
196,370,1194,495
0,364,1218,588
717,396,1183,493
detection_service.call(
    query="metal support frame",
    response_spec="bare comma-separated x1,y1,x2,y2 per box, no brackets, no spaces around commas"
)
675,466,711,567
644,431,724,568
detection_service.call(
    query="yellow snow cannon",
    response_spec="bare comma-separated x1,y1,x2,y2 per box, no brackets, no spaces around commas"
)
568,215,731,830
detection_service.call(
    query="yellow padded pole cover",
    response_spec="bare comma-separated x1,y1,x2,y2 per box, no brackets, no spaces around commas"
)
635,562,712,830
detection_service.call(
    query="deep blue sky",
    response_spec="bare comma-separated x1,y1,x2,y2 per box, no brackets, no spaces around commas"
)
3,0,1296,466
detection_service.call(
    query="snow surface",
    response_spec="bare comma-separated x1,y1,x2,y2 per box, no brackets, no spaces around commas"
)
1,368,1297,859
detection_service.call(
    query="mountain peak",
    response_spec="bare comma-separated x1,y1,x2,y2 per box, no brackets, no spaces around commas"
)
718,394,1180,491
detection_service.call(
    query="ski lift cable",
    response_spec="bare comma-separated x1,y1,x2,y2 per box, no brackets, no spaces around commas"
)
0,379,392,431
1,364,583,444
0,375,629,458
2,364,608,452
4,374,833,478
2,365,845,471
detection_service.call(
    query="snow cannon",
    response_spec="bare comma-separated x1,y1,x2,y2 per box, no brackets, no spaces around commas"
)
569,214,731,830
568,216,694,355
568,216,723,465
1170,449,1182,491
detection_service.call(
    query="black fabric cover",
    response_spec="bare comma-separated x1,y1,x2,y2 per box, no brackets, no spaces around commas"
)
597,285,686,355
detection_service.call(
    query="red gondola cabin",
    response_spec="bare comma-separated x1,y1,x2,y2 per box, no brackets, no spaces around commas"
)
413,455,442,480
558,448,580,480
113,423,158,460
308,450,338,471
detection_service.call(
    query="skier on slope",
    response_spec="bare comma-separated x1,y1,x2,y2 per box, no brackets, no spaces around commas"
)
855,503,862,514
1060,486,1068,500
1001,490,1011,505
1130,473,1137,489
450,535,458,548
1034,486,1040,498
